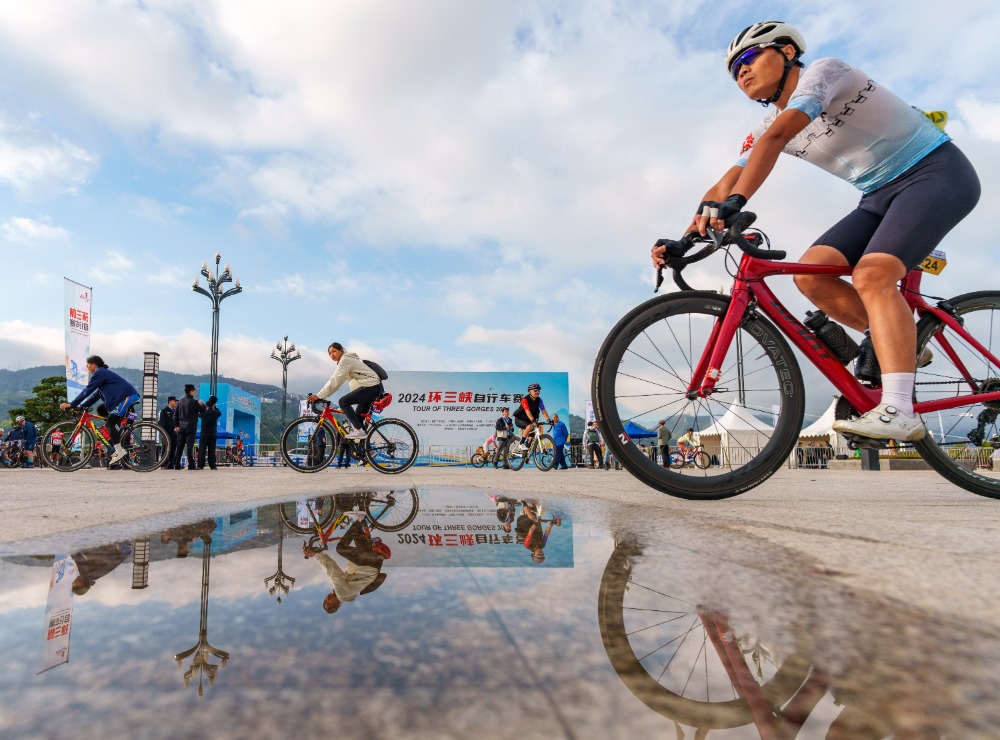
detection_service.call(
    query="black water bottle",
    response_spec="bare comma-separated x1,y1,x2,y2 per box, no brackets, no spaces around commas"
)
803,310,860,365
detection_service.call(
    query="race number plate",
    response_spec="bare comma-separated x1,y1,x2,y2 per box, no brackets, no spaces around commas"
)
919,249,947,275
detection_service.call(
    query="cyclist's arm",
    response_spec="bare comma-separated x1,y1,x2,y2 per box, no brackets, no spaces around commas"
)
700,109,811,234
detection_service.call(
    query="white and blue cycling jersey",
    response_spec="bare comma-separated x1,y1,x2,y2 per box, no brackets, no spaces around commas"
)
735,57,949,194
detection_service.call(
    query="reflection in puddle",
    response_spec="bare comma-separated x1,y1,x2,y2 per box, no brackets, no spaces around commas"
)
1,488,996,738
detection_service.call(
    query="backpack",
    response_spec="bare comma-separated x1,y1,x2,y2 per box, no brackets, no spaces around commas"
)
586,428,599,444
363,359,389,380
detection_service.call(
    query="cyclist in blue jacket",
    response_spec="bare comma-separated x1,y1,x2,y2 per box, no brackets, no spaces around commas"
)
60,355,140,466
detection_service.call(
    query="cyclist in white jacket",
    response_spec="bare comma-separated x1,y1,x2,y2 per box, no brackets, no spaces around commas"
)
307,342,382,439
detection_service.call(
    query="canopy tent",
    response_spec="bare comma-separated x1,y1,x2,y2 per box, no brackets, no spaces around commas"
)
623,421,657,440
698,402,775,467
797,396,850,460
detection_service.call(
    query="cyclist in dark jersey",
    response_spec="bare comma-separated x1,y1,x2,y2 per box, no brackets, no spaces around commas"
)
512,382,552,444
652,21,980,443
60,355,140,466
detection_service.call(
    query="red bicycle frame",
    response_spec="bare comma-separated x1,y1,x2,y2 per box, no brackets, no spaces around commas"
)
690,253,1000,417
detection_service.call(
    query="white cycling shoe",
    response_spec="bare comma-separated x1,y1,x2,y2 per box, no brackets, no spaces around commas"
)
832,403,926,442
344,429,367,440
109,447,129,465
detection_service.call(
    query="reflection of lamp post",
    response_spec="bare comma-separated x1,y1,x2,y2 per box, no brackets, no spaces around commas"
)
270,335,301,427
192,253,242,398
264,519,296,604
175,537,229,697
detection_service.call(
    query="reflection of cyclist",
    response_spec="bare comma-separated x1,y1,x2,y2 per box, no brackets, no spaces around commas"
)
71,542,132,595
304,520,389,613
59,355,140,467
653,21,979,443
513,383,551,444
307,342,382,441
676,428,698,457
515,502,562,564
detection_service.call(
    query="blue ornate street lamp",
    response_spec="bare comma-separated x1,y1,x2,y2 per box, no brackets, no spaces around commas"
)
192,253,242,398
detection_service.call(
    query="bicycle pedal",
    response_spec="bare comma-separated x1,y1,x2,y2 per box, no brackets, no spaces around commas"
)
842,433,888,450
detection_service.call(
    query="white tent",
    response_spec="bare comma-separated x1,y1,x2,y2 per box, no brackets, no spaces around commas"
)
698,402,775,467
796,396,850,464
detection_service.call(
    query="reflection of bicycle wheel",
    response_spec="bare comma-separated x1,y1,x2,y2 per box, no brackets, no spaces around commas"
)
278,497,337,534
598,544,811,729
366,489,419,532
364,418,418,474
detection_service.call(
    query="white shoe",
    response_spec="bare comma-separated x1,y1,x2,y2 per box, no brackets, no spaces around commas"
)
344,429,367,440
345,506,367,521
109,447,129,465
832,403,926,442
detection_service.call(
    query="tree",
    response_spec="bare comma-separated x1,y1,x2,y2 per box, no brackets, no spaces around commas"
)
8,376,69,430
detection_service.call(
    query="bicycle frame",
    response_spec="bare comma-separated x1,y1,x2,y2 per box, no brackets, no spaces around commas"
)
692,255,1000,417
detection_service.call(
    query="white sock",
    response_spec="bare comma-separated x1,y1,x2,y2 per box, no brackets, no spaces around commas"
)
880,373,914,417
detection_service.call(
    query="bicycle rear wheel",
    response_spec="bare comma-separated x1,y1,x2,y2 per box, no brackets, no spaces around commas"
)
279,416,339,472
592,292,804,499
504,437,527,471
278,497,337,534
40,421,94,471
913,291,1000,498
365,489,420,532
471,452,487,468
120,422,171,471
533,434,556,471
363,418,418,474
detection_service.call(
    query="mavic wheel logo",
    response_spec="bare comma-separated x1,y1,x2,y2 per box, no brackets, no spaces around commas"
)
618,432,631,444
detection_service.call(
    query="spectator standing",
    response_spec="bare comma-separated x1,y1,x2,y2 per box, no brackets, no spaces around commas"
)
158,396,178,470
550,414,570,470
14,416,38,468
494,407,515,469
336,439,352,469
585,422,602,469
656,420,671,468
198,396,222,470
173,384,204,471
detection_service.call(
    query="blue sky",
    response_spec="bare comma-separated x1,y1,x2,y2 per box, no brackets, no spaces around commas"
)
2,0,999,421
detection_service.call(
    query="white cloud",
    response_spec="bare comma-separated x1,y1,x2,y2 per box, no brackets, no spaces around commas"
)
0,113,98,195
0,215,69,242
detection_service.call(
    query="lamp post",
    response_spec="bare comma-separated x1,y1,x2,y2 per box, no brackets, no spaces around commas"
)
264,519,296,604
270,335,301,427
192,253,242,398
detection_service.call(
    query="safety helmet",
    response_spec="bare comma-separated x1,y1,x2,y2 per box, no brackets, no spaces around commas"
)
527,383,541,392
687,427,694,432
726,21,806,76
15,415,25,423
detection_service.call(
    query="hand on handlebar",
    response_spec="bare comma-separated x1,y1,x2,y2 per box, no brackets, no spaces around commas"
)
694,194,747,236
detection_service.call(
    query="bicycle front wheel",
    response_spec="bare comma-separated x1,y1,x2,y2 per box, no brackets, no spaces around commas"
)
120,422,171,471
366,489,420,532
533,434,556,471
280,416,339,473
592,292,804,500
40,421,95,472
364,418,418,474
693,450,712,470
913,291,1000,499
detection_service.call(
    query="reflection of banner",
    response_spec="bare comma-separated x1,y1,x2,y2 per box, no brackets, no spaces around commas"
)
63,278,93,399
37,553,78,674
388,372,570,447
387,490,573,568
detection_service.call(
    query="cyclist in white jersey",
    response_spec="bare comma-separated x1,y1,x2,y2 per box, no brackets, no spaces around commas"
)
653,21,980,442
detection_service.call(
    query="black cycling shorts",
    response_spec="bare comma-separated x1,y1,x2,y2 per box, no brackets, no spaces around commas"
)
813,142,980,270
513,413,534,430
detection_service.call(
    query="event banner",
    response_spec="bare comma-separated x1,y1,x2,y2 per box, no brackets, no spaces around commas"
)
63,278,93,399
36,553,78,674
386,371,570,448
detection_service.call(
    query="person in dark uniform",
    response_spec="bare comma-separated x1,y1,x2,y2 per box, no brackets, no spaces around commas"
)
173,384,204,471
198,395,222,470
158,396,178,469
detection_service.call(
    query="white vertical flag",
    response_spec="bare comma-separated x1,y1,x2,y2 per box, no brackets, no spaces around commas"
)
37,554,78,674
64,279,93,399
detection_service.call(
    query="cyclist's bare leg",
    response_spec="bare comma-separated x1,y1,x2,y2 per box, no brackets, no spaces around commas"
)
852,254,913,373
793,246,868,331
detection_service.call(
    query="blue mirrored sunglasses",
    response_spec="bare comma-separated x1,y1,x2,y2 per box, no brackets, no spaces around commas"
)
731,45,770,80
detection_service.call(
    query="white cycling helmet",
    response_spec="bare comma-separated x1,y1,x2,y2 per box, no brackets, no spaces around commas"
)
726,21,806,76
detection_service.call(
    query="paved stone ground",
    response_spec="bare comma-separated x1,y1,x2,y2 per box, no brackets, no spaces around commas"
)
3,465,1000,628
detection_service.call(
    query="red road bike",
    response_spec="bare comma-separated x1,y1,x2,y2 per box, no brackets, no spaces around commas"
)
592,213,1000,499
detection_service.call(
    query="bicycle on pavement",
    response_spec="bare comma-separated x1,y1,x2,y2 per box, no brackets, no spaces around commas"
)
0,440,25,469
669,444,711,470
39,406,172,472
498,421,557,471
279,398,418,474
593,213,1000,499
278,491,420,552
